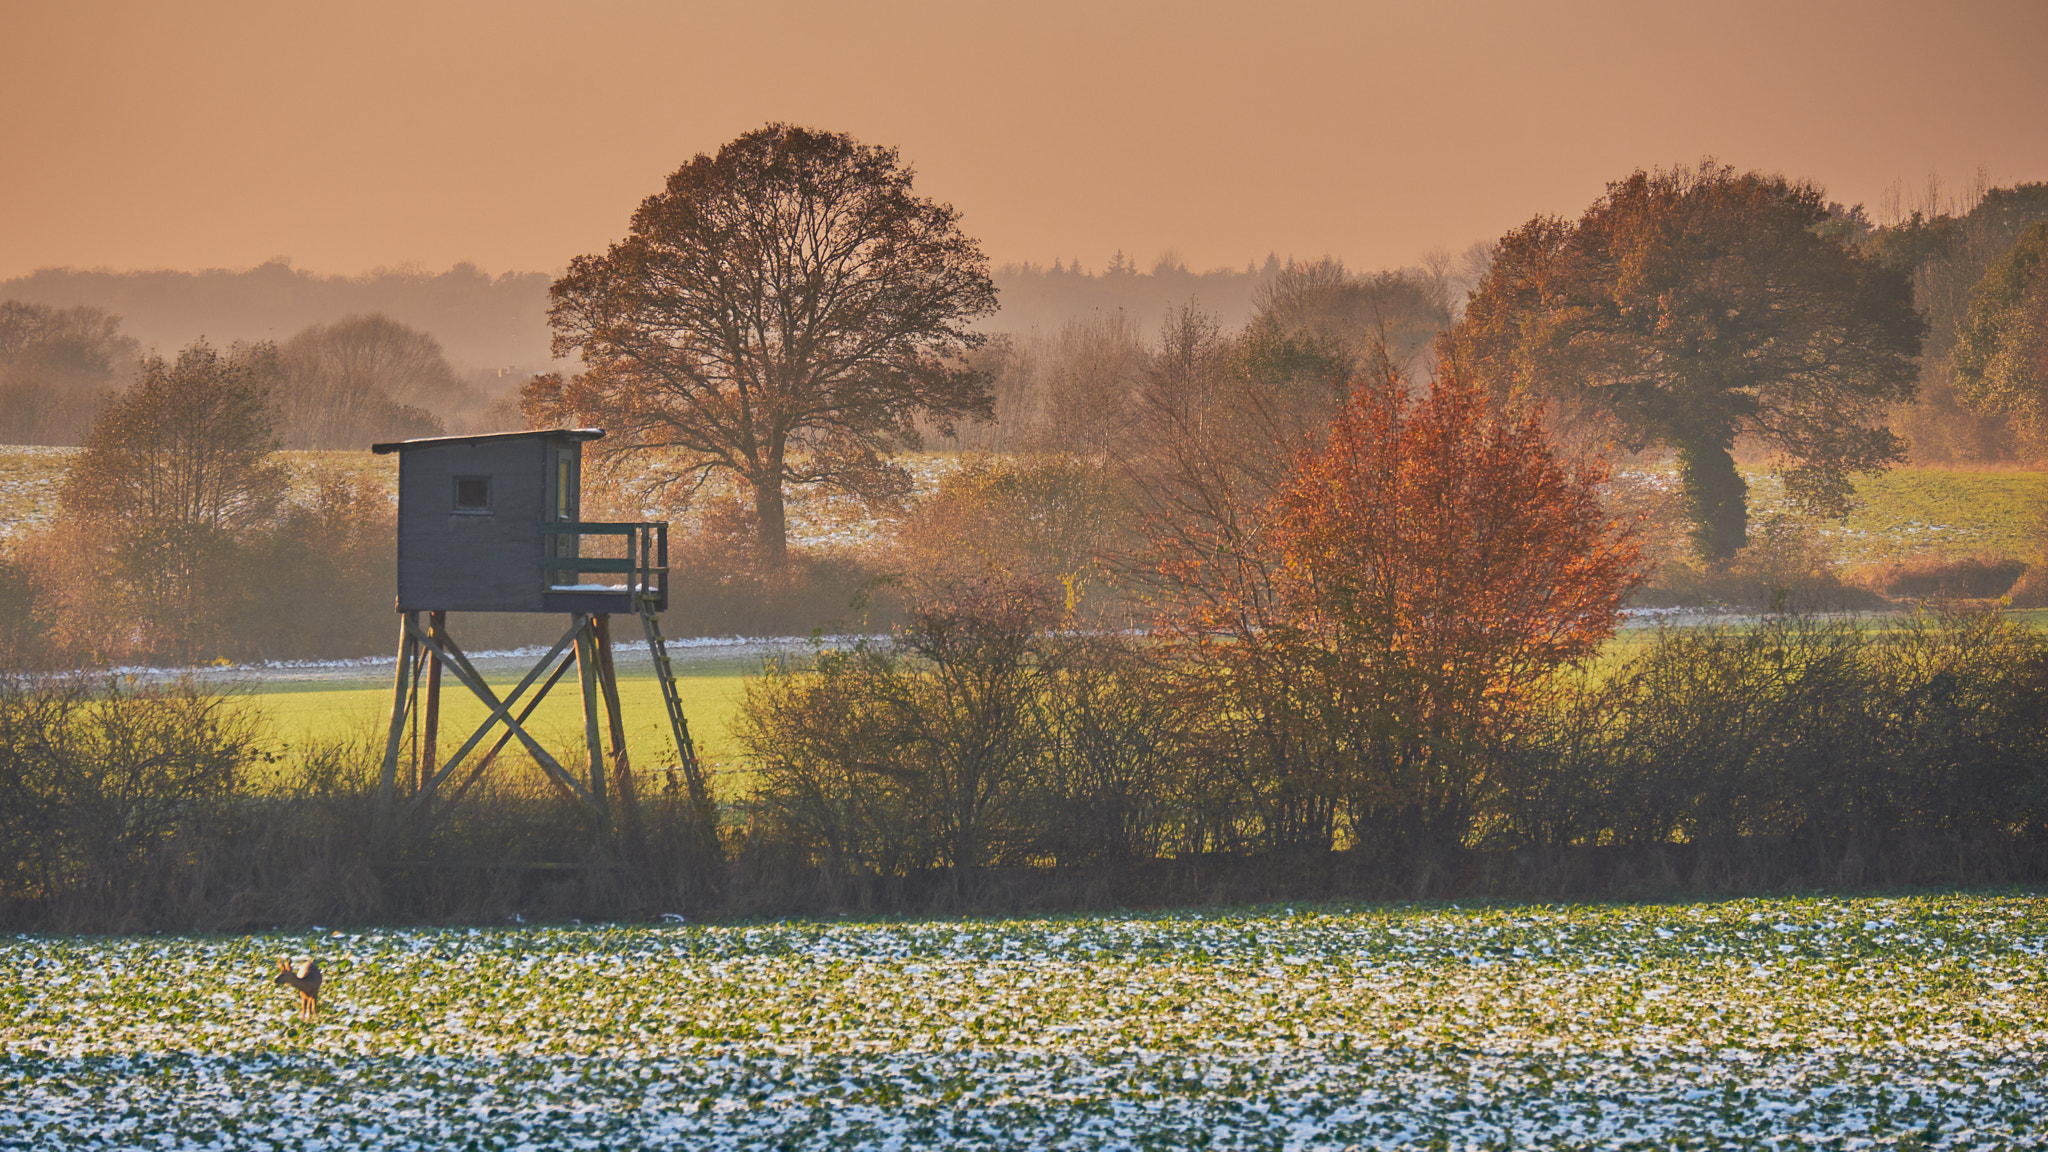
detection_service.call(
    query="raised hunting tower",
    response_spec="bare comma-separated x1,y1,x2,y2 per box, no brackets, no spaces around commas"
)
370,428,709,842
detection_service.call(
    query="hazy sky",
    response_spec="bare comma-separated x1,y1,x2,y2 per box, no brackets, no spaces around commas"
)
5,0,2045,281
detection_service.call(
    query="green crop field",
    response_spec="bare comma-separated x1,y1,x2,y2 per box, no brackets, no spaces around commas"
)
1773,467,2048,566
233,663,755,787
2,892,2042,1147
228,608,2048,791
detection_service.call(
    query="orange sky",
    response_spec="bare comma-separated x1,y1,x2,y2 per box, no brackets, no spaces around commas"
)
4,0,2046,281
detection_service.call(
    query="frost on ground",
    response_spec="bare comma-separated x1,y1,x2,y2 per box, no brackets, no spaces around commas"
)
2,893,2044,1149
0,446,76,541
593,451,960,551
0,446,400,542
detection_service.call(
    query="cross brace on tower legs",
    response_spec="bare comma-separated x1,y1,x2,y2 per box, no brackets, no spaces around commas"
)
375,610,661,841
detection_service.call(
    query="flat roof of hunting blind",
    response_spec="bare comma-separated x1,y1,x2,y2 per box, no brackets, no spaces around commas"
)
370,428,605,454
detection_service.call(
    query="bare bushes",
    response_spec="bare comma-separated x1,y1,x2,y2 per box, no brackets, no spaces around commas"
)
737,575,1193,901
739,643,939,891
1501,613,2048,885
1855,553,2029,601
0,678,725,931
740,582,1059,886
1036,641,1187,868
735,607,2048,908
0,677,263,928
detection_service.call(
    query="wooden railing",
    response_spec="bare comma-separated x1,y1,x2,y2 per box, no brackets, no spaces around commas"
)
540,521,667,607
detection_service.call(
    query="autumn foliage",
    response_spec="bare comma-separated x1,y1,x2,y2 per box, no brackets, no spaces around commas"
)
1157,365,1642,853
1268,368,1643,725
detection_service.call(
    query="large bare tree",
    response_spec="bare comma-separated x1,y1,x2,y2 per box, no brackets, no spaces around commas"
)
278,313,467,448
531,124,999,566
0,301,138,444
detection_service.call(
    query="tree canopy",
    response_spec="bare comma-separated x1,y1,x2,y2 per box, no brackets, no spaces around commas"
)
59,340,290,661
531,124,999,566
278,313,469,448
1153,364,1641,852
1951,220,2048,440
0,301,138,444
1447,163,1922,560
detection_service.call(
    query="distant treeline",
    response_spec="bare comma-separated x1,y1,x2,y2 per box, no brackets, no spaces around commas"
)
0,257,1324,451
0,260,556,371
9,179,2048,467
994,252,1292,334
0,254,1302,375
0,302,521,450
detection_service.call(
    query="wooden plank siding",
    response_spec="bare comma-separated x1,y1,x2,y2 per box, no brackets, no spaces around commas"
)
373,428,604,613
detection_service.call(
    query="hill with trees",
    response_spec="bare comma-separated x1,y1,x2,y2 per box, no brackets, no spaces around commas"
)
0,260,556,373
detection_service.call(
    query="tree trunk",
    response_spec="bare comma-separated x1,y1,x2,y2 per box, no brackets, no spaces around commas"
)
753,476,788,569
1677,436,1749,562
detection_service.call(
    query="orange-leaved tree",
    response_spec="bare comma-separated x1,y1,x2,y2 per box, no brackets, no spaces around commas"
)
1159,361,1642,856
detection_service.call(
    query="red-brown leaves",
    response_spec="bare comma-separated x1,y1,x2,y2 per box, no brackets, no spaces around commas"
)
1151,362,1642,846
1268,366,1642,727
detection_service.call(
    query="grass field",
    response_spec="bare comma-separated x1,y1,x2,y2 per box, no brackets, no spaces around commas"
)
234,658,756,787
1,891,2041,1148
1775,467,2048,566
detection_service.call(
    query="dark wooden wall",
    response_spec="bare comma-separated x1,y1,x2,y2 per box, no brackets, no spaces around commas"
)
395,437,553,612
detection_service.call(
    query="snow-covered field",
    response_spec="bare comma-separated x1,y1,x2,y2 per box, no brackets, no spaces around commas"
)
3,893,2042,1149
0,446,76,541
591,451,960,551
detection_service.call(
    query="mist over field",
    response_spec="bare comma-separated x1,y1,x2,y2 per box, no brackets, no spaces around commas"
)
0,254,1294,377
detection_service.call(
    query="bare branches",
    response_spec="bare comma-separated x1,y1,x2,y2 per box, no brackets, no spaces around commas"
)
538,126,997,565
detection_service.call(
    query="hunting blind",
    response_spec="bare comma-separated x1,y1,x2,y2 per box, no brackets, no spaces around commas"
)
369,428,710,840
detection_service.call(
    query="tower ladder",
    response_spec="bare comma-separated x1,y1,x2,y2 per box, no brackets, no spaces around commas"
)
638,591,712,821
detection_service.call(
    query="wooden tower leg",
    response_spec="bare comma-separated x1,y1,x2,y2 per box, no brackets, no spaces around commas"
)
593,615,641,853
377,611,420,823
574,616,610,831
420,610,445,804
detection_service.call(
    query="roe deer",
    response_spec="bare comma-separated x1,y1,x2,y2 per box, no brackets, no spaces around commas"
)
273,957,322,1022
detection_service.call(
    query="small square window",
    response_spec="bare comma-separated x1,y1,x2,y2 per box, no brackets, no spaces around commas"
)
453,476,492,513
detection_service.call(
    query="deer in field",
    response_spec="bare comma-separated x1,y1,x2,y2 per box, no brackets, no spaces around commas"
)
273,957,322,1022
